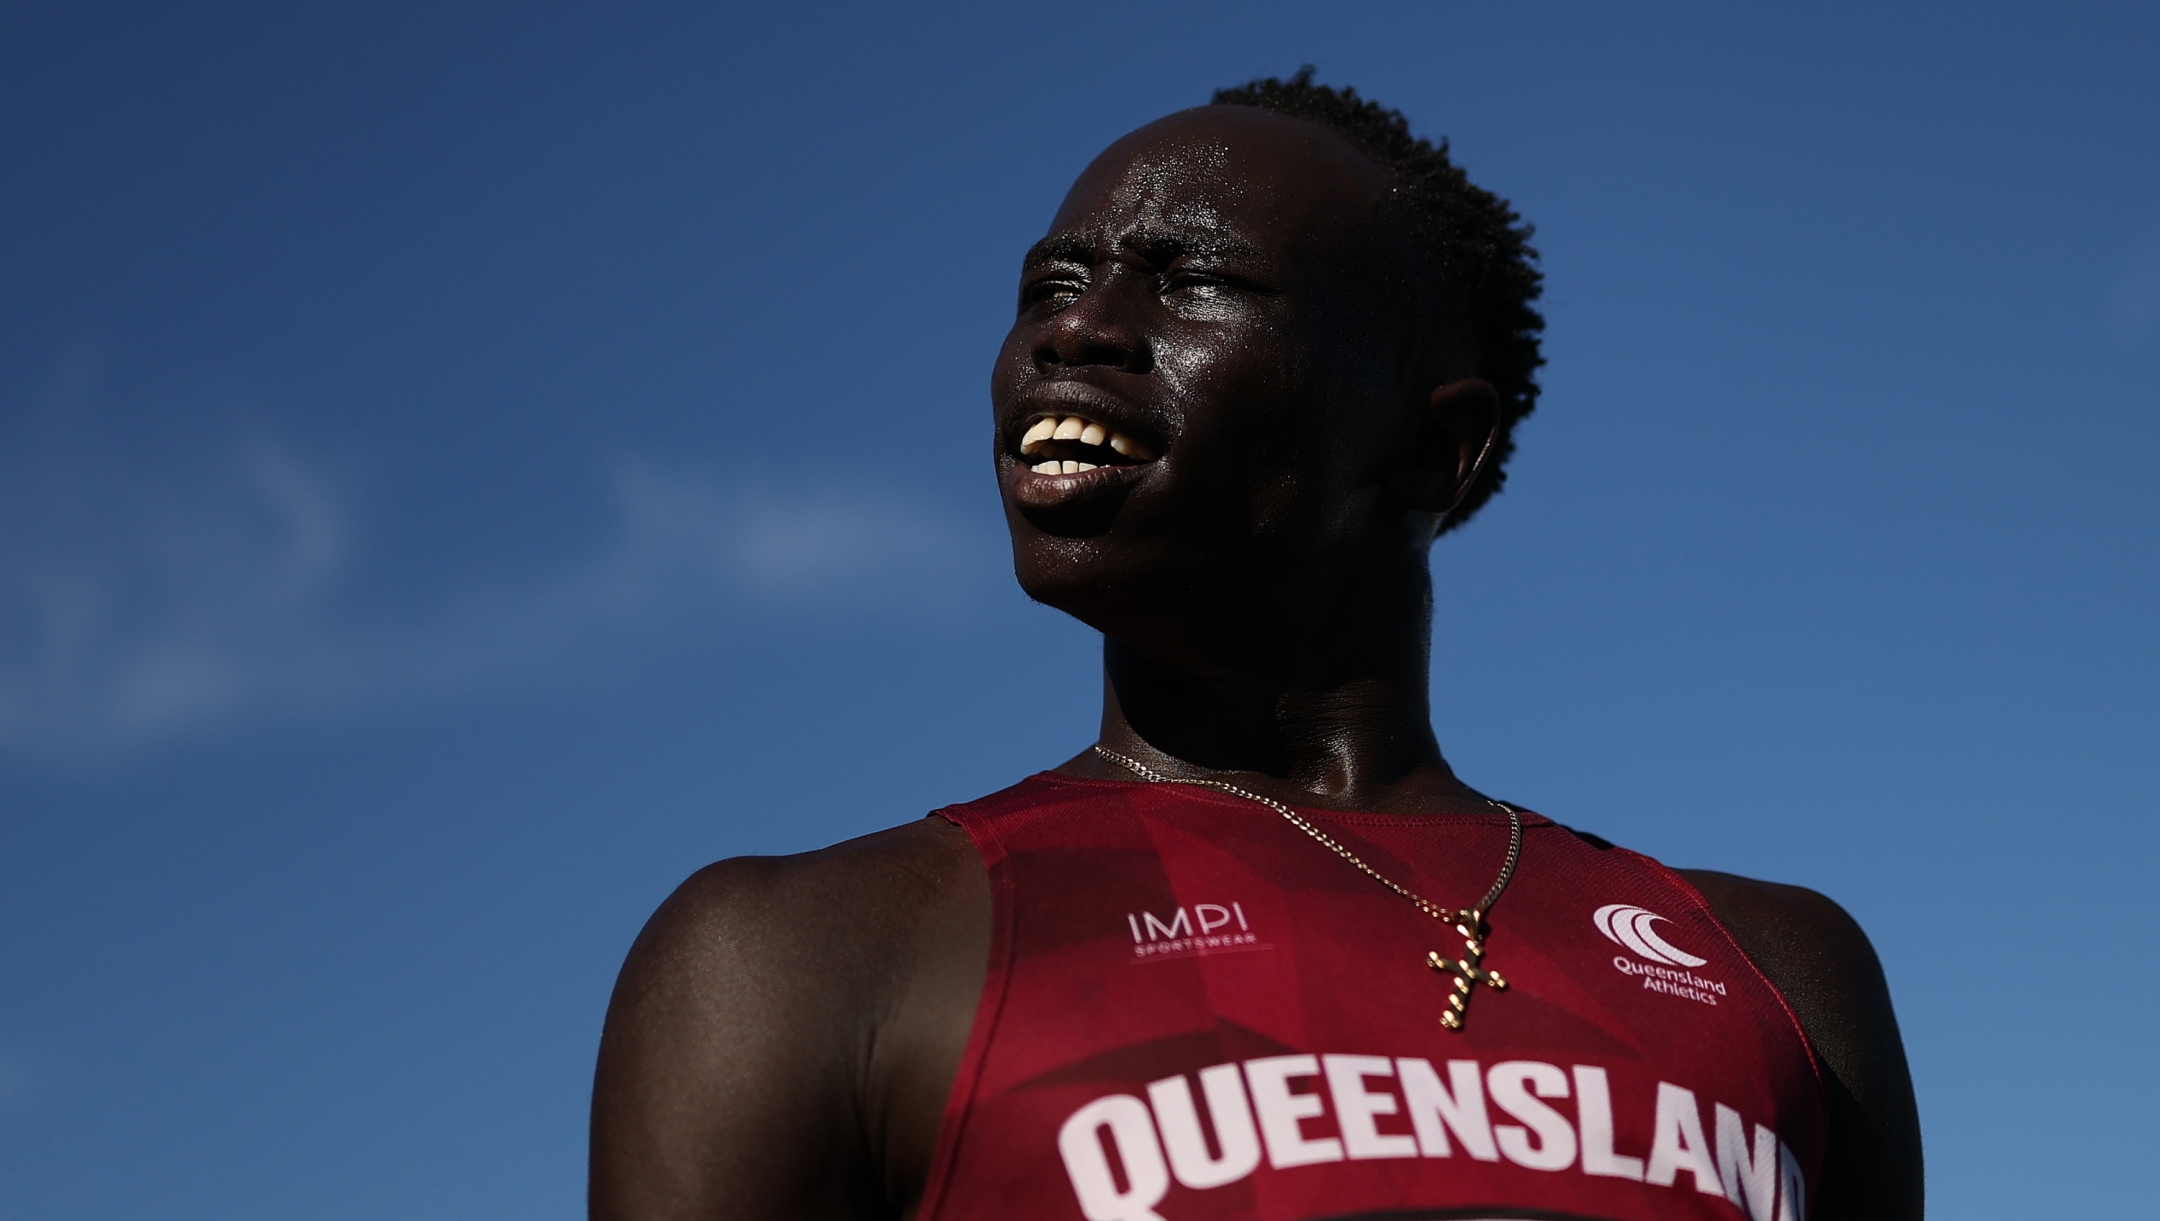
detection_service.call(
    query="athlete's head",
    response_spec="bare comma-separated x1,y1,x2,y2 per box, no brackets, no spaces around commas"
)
992,71,1543,669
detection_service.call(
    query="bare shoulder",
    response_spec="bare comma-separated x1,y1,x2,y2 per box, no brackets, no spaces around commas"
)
1678,869,1924,1220
633,815,983,976
1678,871,1889,1042
591,816,989,1221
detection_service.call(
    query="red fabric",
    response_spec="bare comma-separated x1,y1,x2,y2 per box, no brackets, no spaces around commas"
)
920,774,1827,1221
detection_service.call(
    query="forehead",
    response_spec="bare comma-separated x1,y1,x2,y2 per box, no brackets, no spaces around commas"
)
1044,106,1398,259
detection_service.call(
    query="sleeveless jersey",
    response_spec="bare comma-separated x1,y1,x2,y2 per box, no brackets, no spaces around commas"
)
919,774,1827,1221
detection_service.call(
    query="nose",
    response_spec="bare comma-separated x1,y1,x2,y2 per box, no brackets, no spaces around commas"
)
1034,280,1154,375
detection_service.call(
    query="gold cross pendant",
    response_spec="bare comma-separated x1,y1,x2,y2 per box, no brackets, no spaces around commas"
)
1427,908,1507,1031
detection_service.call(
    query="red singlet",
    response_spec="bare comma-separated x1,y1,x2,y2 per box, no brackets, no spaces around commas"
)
921,774,1827,1221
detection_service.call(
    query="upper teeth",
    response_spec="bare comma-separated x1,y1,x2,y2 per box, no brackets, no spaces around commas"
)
1020,415,1155,462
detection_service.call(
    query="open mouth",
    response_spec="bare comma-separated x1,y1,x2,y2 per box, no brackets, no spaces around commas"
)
1015,413,1157,473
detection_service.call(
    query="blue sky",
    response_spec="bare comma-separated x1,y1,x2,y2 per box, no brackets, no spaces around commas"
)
2,2,2155,1217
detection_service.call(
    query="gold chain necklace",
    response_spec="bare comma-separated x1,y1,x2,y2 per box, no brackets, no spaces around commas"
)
1092,745,1522,1032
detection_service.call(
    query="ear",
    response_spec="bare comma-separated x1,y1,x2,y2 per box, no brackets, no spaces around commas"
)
1382,378,1501,517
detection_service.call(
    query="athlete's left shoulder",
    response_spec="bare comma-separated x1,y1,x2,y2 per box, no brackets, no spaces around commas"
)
1678,869,1925,1220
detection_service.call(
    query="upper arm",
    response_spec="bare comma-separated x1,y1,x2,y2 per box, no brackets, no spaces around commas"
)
590,820,989,1221
588,855,886,1221
1680,870,1924,1221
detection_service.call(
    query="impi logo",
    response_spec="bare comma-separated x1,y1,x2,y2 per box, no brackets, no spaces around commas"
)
1592,904,1707,968
1125,901,1262,961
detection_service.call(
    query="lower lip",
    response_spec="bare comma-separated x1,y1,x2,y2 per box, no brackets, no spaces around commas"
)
1006,459,1147,510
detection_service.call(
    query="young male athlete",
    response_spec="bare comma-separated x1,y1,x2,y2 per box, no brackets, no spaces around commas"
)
589,72,1923,1221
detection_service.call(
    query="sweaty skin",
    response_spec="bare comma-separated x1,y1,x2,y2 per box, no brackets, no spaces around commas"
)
589,106,1923,1221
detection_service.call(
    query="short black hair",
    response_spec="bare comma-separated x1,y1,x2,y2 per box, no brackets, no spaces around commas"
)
1212,67,1544,533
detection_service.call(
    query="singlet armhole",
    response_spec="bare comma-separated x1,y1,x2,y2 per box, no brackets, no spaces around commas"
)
911,805,1017,1221
1628,850,1831,1095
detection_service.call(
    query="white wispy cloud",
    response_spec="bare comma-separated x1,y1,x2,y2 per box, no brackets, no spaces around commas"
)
0,436,1004,761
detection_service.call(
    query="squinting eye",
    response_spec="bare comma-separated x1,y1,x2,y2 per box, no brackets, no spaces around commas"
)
1022,278,1083,309
1164,273,1233,298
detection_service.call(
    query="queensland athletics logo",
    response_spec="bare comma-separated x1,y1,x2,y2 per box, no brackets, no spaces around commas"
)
1596,904,1726,1007
1593,904,1708,967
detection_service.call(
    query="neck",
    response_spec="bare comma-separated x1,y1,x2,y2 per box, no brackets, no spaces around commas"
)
1083,587,1491,815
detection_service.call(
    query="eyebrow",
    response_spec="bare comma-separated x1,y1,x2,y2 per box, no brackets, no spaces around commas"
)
1022,231,1097,269
1022,226,1268,270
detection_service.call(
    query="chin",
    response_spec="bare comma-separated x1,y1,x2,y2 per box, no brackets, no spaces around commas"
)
1010,534,1123,617
1010,532,1259,664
